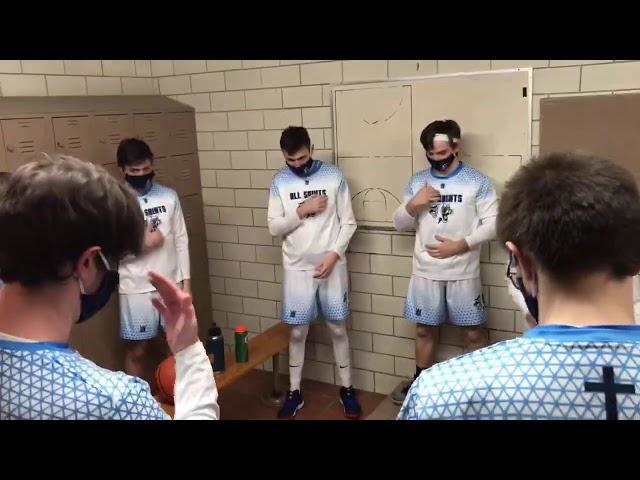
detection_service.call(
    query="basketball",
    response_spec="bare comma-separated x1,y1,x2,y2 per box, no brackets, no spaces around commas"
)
154,355,176,405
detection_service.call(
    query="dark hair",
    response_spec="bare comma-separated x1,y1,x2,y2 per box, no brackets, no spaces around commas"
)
497,152,640,283
280,126,311,155
0,172,10,197
0,155,144,286
419,119,461,151
117,138,154,168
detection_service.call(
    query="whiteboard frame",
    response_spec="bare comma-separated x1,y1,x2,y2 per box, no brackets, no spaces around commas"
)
330,68,533,232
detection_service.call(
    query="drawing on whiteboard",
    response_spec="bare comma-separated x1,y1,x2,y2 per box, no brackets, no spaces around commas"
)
351,187,401,223
362,97,405,126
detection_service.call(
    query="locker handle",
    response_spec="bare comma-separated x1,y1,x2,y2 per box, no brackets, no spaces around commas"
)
56,141,64,148
6,146,14,153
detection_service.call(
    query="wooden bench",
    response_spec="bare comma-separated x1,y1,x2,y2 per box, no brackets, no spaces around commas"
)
160,322,290,418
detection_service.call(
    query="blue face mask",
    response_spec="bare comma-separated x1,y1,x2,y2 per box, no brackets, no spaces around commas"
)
77,252,119,324
507,253,538,323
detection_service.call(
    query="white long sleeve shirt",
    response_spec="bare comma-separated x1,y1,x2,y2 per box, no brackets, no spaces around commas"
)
267,161,357,270
118,182,190,294
393,162,498,281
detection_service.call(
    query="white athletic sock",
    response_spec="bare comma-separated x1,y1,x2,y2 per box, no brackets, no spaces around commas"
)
325,320,352,388
288,324,310,392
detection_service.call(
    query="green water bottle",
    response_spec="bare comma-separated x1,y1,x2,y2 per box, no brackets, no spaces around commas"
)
235,324,248,363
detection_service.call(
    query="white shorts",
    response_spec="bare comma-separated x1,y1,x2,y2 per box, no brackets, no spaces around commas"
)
282,264,350,325
119,292,166,341
404,275,486,327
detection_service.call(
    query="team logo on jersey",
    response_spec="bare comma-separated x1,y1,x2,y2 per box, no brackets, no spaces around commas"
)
473,295,484,310
428,203,438,219
415,308,422,316
149,216,162,231
290,310,296,318
343,292,348,303
438,205,453,224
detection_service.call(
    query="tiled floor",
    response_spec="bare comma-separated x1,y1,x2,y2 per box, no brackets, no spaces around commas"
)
218,370,387,420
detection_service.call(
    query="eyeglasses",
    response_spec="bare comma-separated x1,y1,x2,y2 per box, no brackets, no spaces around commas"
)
506,252,520,291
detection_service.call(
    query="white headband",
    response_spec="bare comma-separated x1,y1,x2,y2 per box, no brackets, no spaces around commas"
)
433,133,459,143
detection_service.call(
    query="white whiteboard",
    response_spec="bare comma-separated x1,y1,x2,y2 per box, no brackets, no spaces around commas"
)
333,69,532,229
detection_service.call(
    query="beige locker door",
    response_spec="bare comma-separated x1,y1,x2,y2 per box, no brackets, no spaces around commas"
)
102,162,123,180
180,193,205,236
1,117,54,171
94,114,135,165
153,157,176,191
133,113,168,158
167,112,197,156
188,234,212,335
0,127,7,171
52,115,93,161
69,294,125,371
170,154,200,197
540,93,640,185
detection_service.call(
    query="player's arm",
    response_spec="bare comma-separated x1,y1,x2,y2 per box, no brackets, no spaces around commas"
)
151,270,219,420
329,176,357,259
267,180,303,237
172,193,191,294
114,340,219,420
315,176,356,279
463,177,498,250
393,179,438,232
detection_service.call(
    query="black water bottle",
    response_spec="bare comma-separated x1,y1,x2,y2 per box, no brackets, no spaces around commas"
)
206,323,225,373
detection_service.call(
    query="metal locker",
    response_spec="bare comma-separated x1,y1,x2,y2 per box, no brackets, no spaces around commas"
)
1,117,54,171
70,294,125,371
133,112,168,158
153,157,176,191
180,193,205,236
170,154,201,197
167,112,197,156
52,115,93,161
102,162,123,180
93,114,134,165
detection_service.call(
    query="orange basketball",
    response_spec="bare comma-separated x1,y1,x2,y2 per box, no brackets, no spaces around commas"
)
154,356,176,405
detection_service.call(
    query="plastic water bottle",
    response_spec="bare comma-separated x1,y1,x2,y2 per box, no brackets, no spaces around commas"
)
235,324,249,363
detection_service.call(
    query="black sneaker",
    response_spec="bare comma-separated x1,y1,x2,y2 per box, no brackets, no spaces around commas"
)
339,386,363,419
277,390,304,419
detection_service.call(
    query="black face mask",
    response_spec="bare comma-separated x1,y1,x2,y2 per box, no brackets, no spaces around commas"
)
507,254,539,323
125,171,155,191
428,153,456,172
287,159,314,177
517,278,539,322
77,253,119,324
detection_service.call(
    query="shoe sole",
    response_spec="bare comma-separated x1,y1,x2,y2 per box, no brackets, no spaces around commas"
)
278,400,305,419
339,399,362,420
